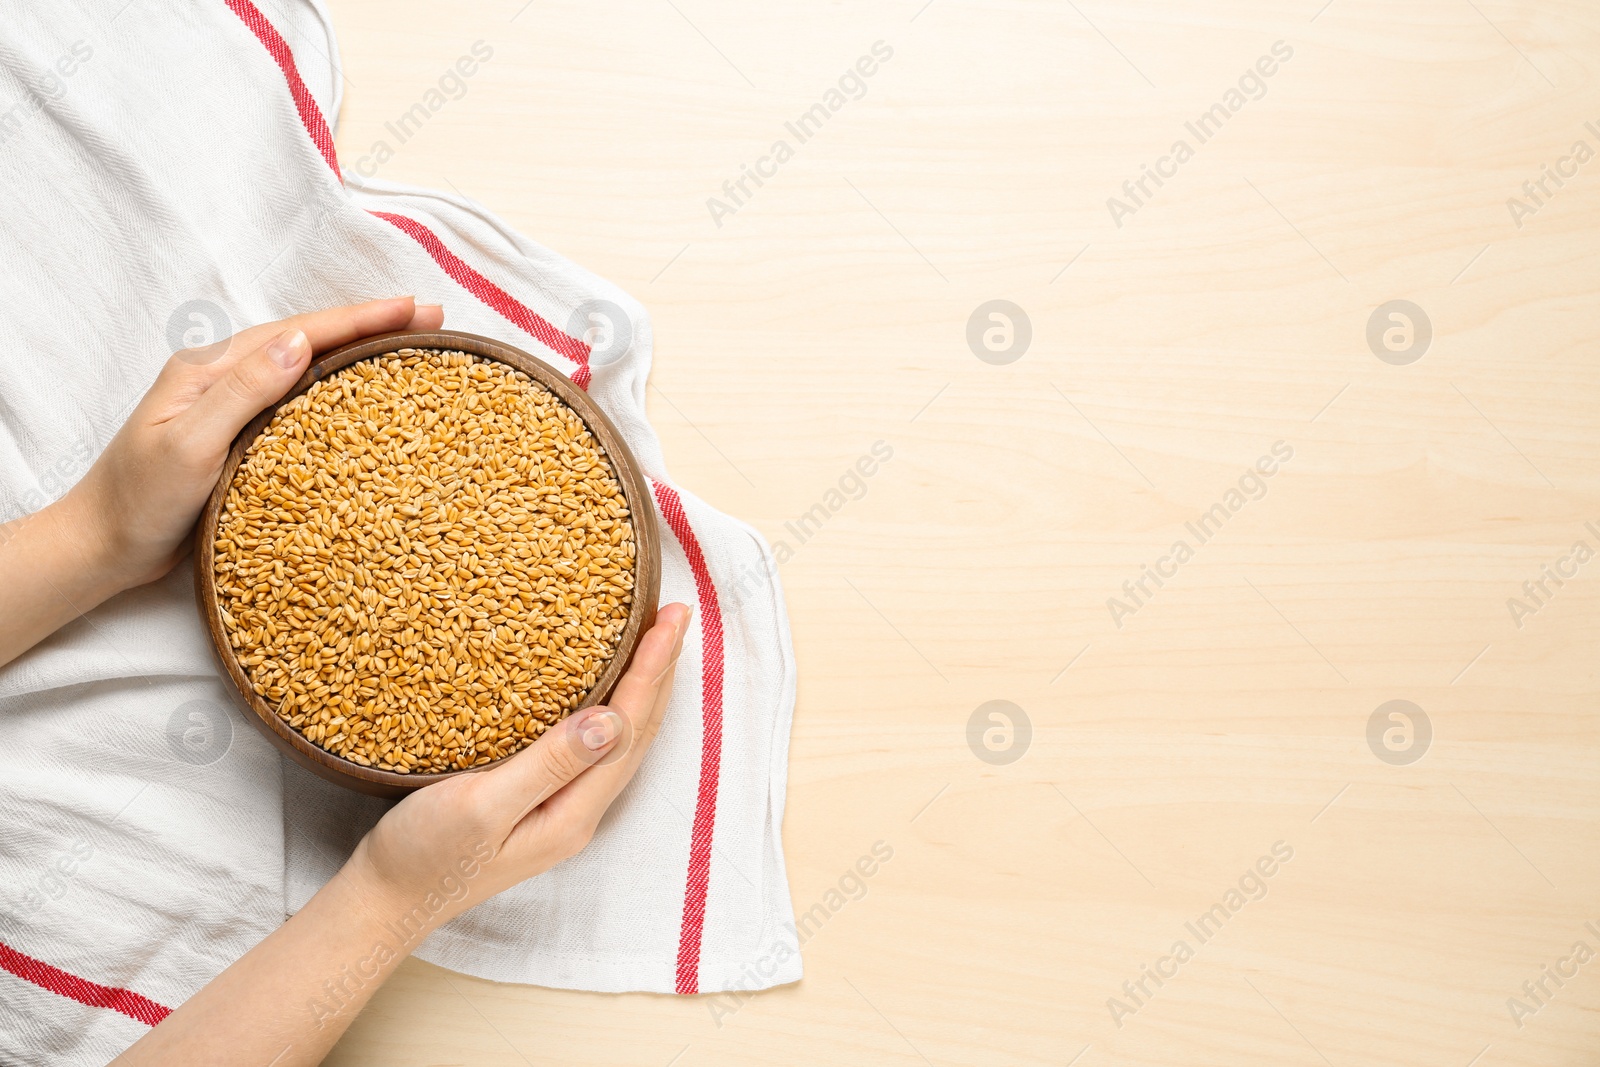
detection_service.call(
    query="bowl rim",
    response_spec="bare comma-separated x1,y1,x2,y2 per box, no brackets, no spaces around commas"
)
193,329,662,797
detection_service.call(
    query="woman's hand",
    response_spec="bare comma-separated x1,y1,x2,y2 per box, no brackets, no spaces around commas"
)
345,601,692,934
64,296,443,593
110,603,693,1067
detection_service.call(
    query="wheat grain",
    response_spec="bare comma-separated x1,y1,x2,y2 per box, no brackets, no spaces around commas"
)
213,349,636,774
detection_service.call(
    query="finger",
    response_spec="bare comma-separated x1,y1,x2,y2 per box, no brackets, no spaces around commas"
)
602,604,693,733
474,702,627,826
536,661,678,829
535,604,692,819
405,303,445,331
498,608,688,861
148,296,438,418
164,293,446,451
171,296,437,375
487,604,690,813
588,605,691,771
275,295,441,353
169,328,311,462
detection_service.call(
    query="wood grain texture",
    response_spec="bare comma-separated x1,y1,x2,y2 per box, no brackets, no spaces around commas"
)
316,1,1600,1063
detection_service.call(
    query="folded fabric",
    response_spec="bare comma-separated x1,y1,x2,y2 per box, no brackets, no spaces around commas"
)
0,1,799,1062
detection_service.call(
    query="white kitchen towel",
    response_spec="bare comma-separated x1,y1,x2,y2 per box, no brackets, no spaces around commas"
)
0,1,800,1063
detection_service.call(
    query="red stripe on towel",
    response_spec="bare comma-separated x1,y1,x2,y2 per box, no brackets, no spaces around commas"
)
0,939,171,1028
368,211,592,387
222,1,593,387
223,0,341,177
650,481,727,995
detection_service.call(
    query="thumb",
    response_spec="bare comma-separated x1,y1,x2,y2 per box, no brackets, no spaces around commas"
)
175,328,311,459
479,706,625,825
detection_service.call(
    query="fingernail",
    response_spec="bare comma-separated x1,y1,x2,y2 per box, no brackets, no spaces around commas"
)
268,329,307,368
581,710,621,750
416,302,443,313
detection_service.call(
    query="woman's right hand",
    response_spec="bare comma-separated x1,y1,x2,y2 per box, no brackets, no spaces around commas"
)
109,602,694,1067
342,601,692,933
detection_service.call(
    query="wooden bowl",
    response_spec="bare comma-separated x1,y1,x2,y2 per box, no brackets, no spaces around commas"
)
194,330,661,798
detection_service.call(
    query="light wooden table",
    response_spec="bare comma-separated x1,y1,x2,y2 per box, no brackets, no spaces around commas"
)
320,2,1600,1063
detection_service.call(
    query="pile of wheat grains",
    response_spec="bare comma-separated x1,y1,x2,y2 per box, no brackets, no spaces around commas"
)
212,348,636,774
